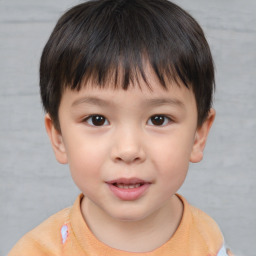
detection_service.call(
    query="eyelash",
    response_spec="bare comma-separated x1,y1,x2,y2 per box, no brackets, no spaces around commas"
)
147,115,172,126
83,115,109,127
83,114,172,127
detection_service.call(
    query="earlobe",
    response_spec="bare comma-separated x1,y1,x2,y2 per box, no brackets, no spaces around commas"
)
190,109,215,163
44,114,68,164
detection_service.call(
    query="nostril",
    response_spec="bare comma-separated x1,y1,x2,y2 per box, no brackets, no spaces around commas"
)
111,141,146,164
115,154,142,164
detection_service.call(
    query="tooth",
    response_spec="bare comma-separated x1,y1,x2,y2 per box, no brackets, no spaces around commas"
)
117,184,124,189
115,183,143,189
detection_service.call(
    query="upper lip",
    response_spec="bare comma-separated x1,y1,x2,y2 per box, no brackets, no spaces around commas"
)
106,178,150,185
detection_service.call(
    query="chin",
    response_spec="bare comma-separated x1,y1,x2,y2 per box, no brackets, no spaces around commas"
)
107,207,151,223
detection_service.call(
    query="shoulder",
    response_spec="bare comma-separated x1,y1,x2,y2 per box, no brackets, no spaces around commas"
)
177,194,225,255
189,203,224,242
8,207,71,256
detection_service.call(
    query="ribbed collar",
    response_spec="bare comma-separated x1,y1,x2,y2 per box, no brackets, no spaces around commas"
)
70,193,192,256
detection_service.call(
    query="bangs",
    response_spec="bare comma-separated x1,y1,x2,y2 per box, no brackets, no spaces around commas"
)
40,0,214,128
43,0,207,91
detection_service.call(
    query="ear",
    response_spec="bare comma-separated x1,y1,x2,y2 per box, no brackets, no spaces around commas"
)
190,108,216,163
44,114,68,164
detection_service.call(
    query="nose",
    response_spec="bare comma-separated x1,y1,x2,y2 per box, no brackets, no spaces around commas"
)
111,128,146,164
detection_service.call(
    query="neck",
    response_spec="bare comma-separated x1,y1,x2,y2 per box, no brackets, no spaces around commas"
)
81,195,183,252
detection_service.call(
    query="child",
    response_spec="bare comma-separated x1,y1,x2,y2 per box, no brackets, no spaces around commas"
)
9,0,231,255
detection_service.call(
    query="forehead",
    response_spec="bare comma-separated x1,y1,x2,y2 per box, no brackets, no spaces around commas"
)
61,67,196,110
78,61,189,93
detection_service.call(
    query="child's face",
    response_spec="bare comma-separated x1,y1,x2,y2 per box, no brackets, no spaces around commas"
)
46,68,214,222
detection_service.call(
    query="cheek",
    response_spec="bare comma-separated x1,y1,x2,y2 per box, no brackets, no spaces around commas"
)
64,136,108,182
158,149,189,182
151,134,193,185
155,153,189,197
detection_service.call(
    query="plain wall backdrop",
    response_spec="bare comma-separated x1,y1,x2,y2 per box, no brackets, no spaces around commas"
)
0,0,255,255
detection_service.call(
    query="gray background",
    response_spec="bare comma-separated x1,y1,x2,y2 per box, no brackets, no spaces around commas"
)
0,0,255,255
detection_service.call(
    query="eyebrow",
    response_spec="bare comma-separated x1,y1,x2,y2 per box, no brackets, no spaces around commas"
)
72,97,110,107
143,98,185,108
72,96,185,108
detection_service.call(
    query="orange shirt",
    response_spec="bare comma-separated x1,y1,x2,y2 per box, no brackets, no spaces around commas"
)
9,194,225,256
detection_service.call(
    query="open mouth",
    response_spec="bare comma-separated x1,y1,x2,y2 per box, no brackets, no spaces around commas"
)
108,178,147,189
107,178,150,200
113,183,143,189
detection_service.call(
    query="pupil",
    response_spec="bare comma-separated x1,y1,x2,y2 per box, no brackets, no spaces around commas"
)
92,115,105,126
152,116,164,125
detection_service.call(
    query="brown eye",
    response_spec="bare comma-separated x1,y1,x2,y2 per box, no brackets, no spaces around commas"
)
148,115,170,126
86,115,109,126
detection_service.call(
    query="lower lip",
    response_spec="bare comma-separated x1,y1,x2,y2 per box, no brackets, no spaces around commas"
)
107,183,150,201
